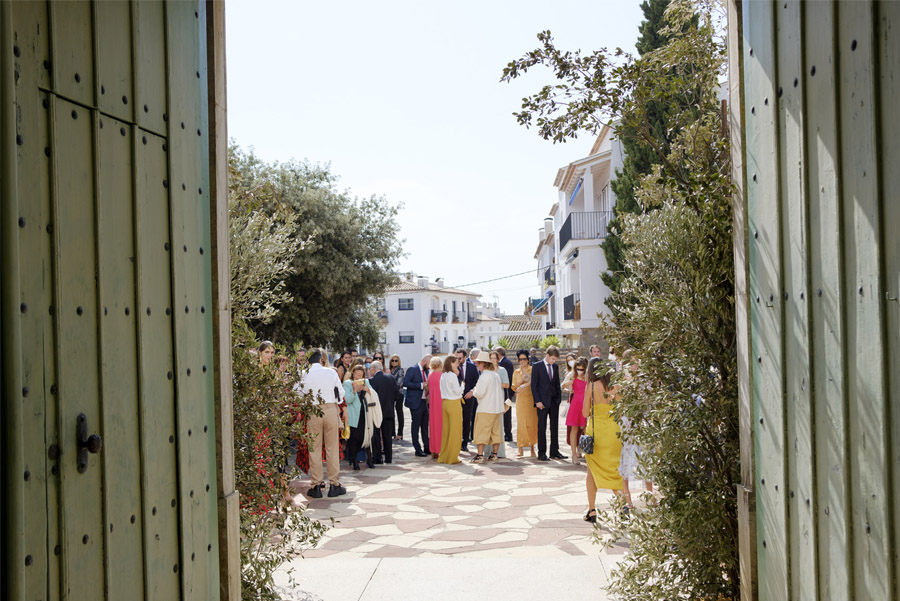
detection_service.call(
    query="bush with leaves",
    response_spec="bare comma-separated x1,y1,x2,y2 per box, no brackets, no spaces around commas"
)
504,1,738,599
537,335,562,349
230,154,329,599
232,324,329,600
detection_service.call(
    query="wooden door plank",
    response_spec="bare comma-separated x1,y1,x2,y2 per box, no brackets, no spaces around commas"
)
744,1,790,599
802,3,853,599
835,3,892,600
165,2,219,598
96,115,144,601
48,1,93,107
134,130,181,601
875,3,900,598
95,0,134,124
50,96,104,601
775,3,817,600
11,2,54,597
134,0,168,136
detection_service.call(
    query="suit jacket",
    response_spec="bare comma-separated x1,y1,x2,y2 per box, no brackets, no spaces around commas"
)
403,365,428,410
458,359,479,395
499,356,515,399
530,360,562,407
369,371,397,421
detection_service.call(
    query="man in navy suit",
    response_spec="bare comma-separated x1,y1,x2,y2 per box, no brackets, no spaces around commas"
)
403,354,432,457
455,348,479,451
368,360,396,464
530,345,568,461
496,347,516,442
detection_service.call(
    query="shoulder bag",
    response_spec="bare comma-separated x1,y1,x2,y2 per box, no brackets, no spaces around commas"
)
578,383,595,455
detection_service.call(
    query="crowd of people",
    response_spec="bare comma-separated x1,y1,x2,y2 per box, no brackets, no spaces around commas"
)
257,342,649,521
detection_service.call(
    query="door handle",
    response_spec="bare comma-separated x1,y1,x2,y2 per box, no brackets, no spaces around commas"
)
77,413,102,473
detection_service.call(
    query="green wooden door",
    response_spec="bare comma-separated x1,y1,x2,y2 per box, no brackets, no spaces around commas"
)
2,2,220,599
740,1,899,600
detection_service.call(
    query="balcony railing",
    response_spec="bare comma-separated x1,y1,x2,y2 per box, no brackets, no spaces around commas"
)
559,211,613,250
452,313,462,323
467,314,477,322
543,266,556,286
563,293,581,321
430,310,447,323
378,310,388,324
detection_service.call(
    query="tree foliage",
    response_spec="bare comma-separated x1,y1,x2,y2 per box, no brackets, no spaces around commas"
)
229,145,403,349
231,324,327,600
504,1,737,598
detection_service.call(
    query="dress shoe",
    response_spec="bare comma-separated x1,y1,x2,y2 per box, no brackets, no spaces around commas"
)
414,451,428,457
366,460,375,469
550,452,568,460
352,462,360,471
327,483,347,497
307,485,323,498
537,455,550,461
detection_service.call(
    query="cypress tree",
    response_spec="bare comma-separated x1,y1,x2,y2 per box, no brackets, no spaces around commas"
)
601,0,674,314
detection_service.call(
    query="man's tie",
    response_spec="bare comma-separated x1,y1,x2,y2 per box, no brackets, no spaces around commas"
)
547,363,552,380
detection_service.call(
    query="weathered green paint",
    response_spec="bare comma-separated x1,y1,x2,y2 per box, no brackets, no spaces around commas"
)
2,2,220,599
740,1,898,599
744,1,790,598
876,5,900,598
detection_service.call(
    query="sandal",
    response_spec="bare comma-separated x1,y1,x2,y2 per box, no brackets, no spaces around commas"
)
488,453,498,462
584,509,597,523
472,454,484,463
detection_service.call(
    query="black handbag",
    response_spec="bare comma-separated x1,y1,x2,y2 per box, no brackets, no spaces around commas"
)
578,384,595,455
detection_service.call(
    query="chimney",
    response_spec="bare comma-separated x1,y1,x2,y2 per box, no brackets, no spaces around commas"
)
544,217,554,236
417,276,428,288
435,278,445,288
538,227,545,244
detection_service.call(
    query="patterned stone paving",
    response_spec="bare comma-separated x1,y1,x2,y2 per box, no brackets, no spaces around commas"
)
284,410,632,560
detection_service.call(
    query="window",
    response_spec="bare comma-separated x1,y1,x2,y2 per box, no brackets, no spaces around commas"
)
378,331,387,344
399,331,415,344
398,298,414,310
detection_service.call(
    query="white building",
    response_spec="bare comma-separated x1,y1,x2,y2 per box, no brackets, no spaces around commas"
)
377,277,481,368
526,124,624,351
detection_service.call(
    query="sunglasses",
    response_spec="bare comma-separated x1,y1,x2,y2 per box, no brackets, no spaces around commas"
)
374,357,384,361
390,359,398,363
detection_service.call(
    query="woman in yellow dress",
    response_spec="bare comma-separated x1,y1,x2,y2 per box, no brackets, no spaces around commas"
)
582,357,624,522
437,355,464,464
511,350,538,457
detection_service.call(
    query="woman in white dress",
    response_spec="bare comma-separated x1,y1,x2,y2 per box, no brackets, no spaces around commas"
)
488,351,509,458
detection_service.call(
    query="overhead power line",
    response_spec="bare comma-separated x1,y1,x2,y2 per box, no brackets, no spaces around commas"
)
452,267,542,289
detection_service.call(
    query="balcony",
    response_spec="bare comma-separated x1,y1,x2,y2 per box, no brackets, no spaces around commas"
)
543,265,556,287
452,313,462,323
526,296,550,316
467,314,477,322
558,211,613,251
378,310,388,324
430,310,447,323
563,293,581,321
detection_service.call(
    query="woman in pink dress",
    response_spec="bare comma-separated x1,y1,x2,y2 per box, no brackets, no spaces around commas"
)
565,356,589,464
427,356,444,458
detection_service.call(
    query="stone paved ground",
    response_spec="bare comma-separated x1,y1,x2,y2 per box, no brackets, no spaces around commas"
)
276,409,637,600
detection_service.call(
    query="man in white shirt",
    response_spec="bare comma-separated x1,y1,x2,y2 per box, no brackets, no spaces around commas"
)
298,348,347,498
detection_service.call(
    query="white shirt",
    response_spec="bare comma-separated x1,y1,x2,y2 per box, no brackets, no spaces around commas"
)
297,363,345,405
440,372,464,400
473,370,504,414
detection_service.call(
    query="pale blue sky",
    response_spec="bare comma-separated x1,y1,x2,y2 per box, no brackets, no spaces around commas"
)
225,0,645,314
